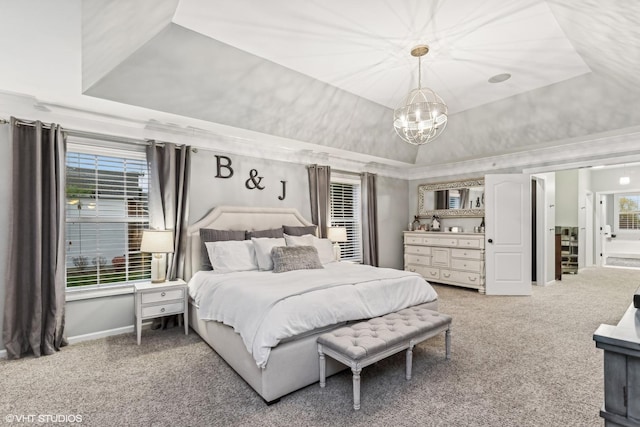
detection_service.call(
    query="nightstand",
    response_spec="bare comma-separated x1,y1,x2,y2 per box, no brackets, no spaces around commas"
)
134,279,188,345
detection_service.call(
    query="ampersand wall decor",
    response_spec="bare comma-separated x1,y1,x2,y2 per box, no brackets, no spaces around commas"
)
245,168,265,190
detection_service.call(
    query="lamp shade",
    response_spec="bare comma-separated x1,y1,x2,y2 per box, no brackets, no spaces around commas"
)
327,227,348,243
140,230,174,253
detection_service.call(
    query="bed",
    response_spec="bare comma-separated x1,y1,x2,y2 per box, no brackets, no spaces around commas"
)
184,206,439,403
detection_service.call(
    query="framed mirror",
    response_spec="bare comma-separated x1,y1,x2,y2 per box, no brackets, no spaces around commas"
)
418,178,484,218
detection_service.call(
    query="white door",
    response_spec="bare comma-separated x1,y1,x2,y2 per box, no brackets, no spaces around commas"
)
485,174,532,295
585,192,594,266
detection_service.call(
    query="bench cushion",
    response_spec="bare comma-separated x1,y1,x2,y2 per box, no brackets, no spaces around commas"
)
317,307,451,360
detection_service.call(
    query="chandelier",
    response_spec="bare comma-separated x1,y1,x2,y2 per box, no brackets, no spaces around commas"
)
393,45,448,145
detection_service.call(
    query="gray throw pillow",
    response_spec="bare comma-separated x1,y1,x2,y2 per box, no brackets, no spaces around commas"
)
199,229,246,270
282,225,318,237
271,246,324,273
246,227,284,239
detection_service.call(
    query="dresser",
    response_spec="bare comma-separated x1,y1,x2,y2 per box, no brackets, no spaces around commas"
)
404,231,486,293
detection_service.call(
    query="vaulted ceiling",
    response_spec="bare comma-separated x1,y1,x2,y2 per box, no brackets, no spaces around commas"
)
3,0,640,170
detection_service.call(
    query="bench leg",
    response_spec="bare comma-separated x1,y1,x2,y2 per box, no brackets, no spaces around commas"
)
445,327,451,360
406,344,414,380
318,345,326,388
352,367,362,410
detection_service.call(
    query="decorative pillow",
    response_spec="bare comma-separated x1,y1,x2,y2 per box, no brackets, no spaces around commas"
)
271,246,324,273
205,240,258,273
251,237,286,271
283,225,318,237
284,233,314,247
246,227,284,239
199,229,246,270
312,236,336,264
200,228,245,270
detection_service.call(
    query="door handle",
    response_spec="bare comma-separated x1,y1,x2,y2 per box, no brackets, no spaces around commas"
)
488,239,493,243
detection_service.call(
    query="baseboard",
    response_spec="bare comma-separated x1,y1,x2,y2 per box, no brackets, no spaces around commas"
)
66,325,135,345
0,325,142,358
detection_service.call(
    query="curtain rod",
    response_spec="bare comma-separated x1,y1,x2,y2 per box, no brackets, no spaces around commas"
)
0,116,183,148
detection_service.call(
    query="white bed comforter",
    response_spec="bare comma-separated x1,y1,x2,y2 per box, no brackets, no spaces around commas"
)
188,262,438,367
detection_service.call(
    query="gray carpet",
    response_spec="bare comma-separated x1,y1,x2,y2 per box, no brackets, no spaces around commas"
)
1,267,639,427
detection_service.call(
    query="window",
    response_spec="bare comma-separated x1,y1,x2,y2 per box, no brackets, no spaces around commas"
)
330,177,362,262
66,147,150,288
617,193,640,230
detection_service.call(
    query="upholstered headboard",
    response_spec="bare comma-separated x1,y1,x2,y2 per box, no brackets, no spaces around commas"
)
184,206,315,281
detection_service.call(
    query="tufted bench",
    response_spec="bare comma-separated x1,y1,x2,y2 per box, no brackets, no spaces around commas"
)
317,307,452,410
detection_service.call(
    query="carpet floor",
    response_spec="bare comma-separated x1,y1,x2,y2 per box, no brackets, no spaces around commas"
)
1,267,639,427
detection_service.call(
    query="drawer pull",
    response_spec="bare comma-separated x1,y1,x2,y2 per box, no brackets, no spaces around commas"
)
430,271,437,276
443,273,451,278
161,292,166,297
160,307,165,312
469,276,477,281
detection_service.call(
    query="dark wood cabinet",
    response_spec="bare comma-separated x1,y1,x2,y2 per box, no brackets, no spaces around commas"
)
554,233,562,281
594,304,640,426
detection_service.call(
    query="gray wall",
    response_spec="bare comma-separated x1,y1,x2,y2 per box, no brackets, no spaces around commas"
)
189,149,311,224
0,125,10,351
555,169,579,226
376,176,409,269
1,142,409,351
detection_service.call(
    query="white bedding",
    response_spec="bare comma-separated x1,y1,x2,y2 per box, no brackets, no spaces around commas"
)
188,263,438,367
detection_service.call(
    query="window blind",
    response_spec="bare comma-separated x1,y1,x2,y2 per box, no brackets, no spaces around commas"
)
330,181,363,262
66,151,150,288
619,194,640,230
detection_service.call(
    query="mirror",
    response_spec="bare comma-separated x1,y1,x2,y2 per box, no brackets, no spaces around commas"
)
418,178,484,218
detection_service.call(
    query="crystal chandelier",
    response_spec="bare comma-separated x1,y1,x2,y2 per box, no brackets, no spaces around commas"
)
393,45,448,145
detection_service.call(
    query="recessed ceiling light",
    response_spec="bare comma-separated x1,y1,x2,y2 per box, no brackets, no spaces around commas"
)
591,165,605,169
488,73,511,84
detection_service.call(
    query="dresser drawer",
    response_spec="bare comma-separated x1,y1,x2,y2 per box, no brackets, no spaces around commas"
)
405,254,431,266
451,248,483,260
413,266,440,280
424,237,458,247
404,245,431,255
141,301,184,318
440,270,482,287
141,288,185,304
405,235,424,245
451,258,482,272
458,238,483,249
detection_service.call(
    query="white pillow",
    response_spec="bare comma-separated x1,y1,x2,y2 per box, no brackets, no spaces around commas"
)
205,240,258,273
311,236,336,264
251,237,286,271
284,233,314,247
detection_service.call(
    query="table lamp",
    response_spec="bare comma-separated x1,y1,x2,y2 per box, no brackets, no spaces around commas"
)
327,227,348,261
140,230,174,283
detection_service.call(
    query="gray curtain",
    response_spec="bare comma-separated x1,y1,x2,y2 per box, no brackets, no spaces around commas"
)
459,189,470,210
435,190,449,209
146,142,191,280
3,118,67,359
361,172,378,266
307,164,331,238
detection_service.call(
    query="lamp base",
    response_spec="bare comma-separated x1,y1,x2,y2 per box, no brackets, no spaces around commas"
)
151,253,167,283
332,243,341,261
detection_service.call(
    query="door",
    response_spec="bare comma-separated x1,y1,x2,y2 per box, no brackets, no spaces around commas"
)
485,174,532,295
585,192,594,267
